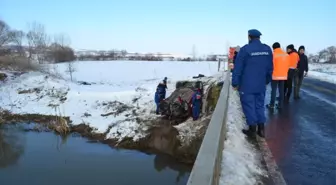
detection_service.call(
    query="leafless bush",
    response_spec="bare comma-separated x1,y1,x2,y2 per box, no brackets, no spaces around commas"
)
48,43,75,63
65,61,76,81
47,33,75,63
0,55,43,72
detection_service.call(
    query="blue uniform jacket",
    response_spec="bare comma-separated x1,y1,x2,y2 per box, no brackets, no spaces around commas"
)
232,39,273,94
192,91,202,106
154,84,166,103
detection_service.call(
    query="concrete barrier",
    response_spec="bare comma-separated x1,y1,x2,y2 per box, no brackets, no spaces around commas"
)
187,70,231,185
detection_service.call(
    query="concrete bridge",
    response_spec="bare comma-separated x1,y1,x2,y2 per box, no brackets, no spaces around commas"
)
186,67,336,185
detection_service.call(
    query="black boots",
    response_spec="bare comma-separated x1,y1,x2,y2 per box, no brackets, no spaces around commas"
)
242,124,265,138
242,125,257,138
257,123,265,138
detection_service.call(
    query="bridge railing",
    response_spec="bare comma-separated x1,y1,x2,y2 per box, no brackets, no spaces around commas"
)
187,70,231,185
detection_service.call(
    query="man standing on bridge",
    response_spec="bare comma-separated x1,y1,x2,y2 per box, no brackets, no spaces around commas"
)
284,44,299,102
266,42,289,110
294,45,309,99
232,29,273,138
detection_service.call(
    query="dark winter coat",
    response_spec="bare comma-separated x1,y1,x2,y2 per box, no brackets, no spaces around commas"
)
297,53,308,75
154,83,167,103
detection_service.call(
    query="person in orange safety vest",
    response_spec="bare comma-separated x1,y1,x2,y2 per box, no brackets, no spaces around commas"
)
283,44,299,102
266,42,290,110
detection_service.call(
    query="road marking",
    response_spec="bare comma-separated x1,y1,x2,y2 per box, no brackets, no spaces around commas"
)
302,82,336,95
300,89,336,107
257,137,287,185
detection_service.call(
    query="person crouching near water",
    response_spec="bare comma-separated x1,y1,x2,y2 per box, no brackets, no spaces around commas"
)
191,88,202,121
154,77,168,115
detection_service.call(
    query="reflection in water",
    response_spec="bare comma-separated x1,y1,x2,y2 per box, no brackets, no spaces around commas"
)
154,154,192,183
0,124,191,185
0,125,25,168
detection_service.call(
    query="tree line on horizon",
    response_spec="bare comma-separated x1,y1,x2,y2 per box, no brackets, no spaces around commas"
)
307,46,336,63
1,19,335,64
0,19,217,63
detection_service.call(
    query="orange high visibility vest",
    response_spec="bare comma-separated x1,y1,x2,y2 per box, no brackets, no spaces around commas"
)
272,48,290,80
288,52,299,69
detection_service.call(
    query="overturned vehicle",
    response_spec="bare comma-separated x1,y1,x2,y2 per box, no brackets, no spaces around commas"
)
159,80,204,121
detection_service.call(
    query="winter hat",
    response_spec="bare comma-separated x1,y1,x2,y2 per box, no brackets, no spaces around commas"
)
248,29,262,37
299,45,305,51
286,44,295,50
272,42,281,49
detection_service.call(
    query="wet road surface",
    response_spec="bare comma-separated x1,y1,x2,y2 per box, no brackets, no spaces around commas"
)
265,77,336,185
0,124,191,185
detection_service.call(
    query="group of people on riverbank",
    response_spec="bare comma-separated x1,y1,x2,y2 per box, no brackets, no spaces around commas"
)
154,77,202,121
231,29,309,138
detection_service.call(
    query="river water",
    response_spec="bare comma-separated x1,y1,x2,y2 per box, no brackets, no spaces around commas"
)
0,124,191,185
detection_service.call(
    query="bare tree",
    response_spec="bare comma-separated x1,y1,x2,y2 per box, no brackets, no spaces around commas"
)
10,30,25,56
317,49,328,63
0,20,12,48
53,33,70,48
326,46,336,63
107,50,116,60
65,61,76,81
98,50,105,60
121,49,127,59
26,22,50,63
308,54,318,63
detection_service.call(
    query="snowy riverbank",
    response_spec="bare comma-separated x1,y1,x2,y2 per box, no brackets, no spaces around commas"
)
0,60,223,144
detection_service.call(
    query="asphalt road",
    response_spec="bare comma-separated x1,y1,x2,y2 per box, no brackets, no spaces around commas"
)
265,77,336,185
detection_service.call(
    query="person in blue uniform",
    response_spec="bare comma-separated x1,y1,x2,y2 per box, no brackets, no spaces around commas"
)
191,88,202,121
232,29,273,138
154,77,168,115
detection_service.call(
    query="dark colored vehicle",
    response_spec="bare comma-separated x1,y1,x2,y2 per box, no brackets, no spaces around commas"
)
159,81,204,119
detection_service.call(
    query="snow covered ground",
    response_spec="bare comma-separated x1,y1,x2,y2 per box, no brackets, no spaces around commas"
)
0,60,222,142
220,88,267,185
308,63,336,84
